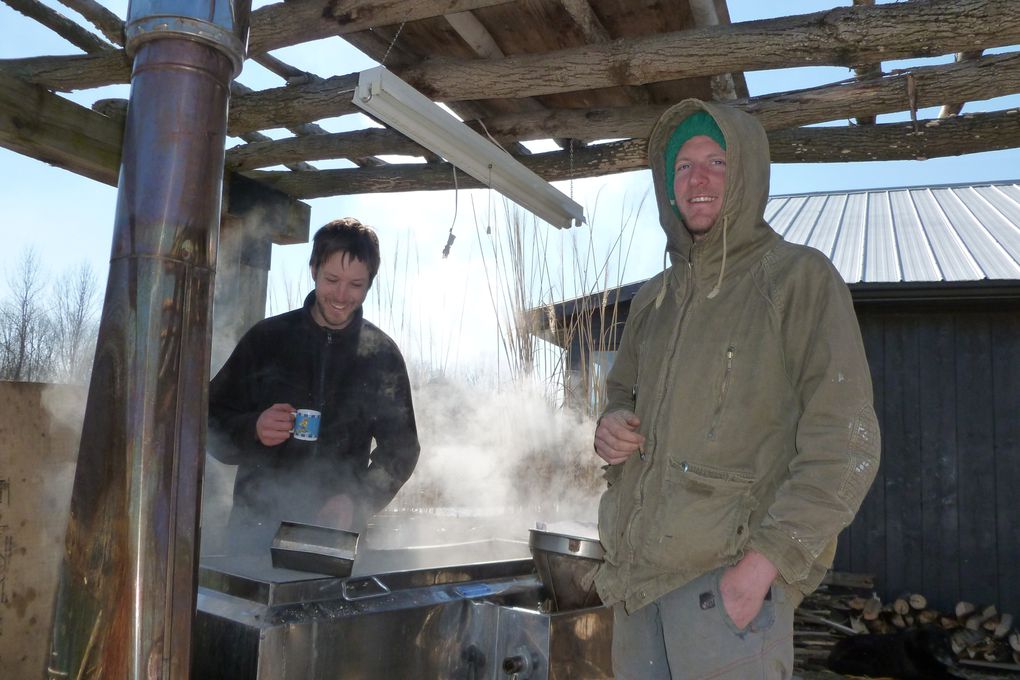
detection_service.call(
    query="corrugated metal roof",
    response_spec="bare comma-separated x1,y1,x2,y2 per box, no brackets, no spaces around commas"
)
765,181,1020,284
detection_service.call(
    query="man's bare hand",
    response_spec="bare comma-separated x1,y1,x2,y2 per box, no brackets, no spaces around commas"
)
256,403,296,446
594,410,646,465
720,550,779,630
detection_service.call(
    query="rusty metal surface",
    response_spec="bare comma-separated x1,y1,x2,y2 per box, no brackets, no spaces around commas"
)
47,35,235,680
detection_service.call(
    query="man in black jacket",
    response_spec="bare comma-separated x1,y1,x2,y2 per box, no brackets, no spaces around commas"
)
209,218,420,550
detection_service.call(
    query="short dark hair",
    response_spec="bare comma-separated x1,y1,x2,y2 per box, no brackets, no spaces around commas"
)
309,218,381,284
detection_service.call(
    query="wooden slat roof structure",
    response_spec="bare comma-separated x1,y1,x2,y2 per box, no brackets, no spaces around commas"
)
2,0,1020,210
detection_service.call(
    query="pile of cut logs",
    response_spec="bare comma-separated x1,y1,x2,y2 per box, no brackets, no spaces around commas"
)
793,572,1020,676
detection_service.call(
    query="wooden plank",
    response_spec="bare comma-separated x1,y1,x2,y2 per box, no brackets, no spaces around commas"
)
470,52,1020,143
881,314,925,599
247,0,514,56
0,49,130,91
55,0,124,46
991,312,1020,618
767,109,1020,163
0,71,122,185
225,49,1020,143
919,313,961,613
397,0,1020,101
2,0,113,54
224,172,311,246
955,314,999,607
0,383,84,680
241,109,1020,196
7,0,1019,102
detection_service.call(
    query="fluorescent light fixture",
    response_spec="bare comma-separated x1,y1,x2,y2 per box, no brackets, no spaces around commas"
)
353,66,584,229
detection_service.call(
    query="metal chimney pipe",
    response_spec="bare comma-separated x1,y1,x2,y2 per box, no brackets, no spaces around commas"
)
48,1,248,678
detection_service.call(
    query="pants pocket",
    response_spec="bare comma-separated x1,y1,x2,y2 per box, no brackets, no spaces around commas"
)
710,567,776,636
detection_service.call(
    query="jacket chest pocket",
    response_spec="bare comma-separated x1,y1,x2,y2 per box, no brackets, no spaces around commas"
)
707,344,736,441
642,460,756,572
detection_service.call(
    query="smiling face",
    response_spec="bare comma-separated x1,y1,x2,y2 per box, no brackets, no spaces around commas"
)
310,251,370,330
673,135,727,242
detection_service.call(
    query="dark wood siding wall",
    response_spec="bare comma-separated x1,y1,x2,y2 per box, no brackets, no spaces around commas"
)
834,303,1020,617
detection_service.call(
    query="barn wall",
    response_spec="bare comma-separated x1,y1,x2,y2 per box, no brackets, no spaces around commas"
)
834,303,1020,617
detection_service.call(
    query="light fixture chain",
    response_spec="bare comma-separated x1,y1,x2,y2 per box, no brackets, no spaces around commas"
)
381,21,407,66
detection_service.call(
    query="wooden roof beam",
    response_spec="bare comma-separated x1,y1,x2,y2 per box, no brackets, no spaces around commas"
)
0,71,121,185
55,0,124,46
443,9,547,155
2,0,113,54
558,0,650,109
242,107,1020,198
224,52,1020,170
226,50,1020,143
851,0,880,125
248,0,515,56
771,107,1020,162
939,50,985,118
8,0,1018,96
398,0,1020,101
686,0,738,101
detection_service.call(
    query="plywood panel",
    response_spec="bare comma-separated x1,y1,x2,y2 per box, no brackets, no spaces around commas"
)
0,382,83,679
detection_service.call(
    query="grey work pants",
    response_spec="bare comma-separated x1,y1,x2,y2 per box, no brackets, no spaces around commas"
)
611,568,796,680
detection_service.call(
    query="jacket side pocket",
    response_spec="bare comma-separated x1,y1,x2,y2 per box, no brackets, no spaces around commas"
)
597,463,625,559
643,460,756,572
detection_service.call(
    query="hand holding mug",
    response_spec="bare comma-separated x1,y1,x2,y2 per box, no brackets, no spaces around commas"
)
256,403,296,446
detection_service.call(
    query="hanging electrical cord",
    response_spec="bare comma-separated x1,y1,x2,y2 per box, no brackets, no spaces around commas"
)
486,162,494,235
442,165,459,258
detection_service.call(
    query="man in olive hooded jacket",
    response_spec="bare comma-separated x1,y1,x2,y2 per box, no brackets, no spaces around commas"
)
593,99,880,678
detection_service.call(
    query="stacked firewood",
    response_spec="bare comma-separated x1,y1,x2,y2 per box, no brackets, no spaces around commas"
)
853,595,1018,664
792,573,1020,675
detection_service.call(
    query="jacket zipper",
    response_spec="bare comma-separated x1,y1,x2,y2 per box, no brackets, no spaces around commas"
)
313,331,332,457
707,345,736,440
624,258,694,554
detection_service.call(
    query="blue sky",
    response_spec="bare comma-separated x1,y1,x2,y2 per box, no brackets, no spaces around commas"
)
2,0,1018,367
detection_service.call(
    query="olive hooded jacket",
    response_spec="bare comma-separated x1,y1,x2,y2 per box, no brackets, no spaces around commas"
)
594,99,880,613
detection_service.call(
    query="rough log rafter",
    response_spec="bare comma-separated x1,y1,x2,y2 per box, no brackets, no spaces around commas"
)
0,71,121,185
55,0,124,46
399,0,1020,101
2,0,113,53
939,50,985,118
4,0,1017,100
245,108,1020,199
248,0,514,56
222,52,1020,166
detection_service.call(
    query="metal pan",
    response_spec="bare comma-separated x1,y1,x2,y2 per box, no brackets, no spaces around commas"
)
529,524,604,611
270,521,359,577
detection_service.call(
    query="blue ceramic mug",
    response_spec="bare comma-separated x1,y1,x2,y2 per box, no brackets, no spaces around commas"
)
291,409,321,441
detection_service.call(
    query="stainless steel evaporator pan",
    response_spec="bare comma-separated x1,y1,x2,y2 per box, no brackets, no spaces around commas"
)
528,525,604,611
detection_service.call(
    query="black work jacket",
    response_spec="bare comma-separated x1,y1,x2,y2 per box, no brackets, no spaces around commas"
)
208,292,420,528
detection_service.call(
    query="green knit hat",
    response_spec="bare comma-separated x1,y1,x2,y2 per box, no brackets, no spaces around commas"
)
664,110,726,218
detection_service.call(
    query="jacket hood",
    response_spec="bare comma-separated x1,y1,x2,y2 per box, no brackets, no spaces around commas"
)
648,99,777,296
